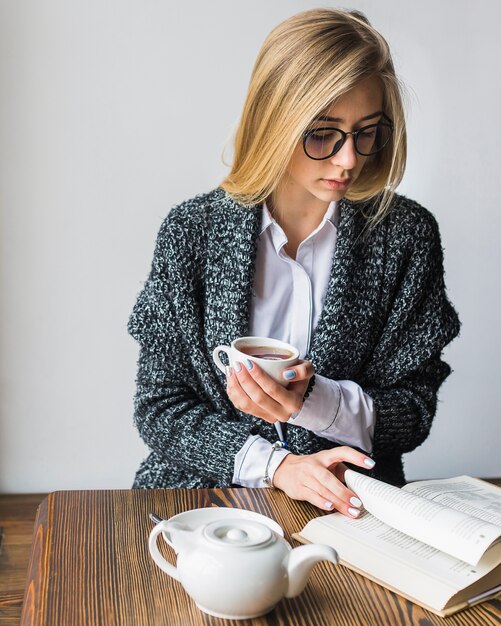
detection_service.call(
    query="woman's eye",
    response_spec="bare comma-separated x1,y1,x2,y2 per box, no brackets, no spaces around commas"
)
309,131,335,141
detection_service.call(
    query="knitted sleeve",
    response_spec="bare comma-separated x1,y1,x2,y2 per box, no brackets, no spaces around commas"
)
128,207,252,484
362,206,460,458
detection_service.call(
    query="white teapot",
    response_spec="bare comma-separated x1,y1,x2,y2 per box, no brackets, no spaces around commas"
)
148,508,338,619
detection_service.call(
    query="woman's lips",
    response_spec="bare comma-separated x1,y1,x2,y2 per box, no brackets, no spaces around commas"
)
322,178,351,190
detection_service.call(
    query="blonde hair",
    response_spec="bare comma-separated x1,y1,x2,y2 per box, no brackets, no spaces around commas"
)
220,8,407,228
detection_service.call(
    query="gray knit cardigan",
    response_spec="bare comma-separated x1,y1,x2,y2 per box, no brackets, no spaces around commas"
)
128,186,460,488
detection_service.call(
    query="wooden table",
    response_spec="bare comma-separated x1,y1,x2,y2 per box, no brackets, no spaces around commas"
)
0,495,48,626
2,487,501,626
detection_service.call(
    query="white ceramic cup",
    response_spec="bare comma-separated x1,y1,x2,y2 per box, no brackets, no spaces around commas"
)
212,336,299,386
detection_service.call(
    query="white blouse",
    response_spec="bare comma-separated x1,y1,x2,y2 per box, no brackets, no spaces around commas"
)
232,200,375,487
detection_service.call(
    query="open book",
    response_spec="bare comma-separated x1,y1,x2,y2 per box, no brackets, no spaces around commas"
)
293,471,501,617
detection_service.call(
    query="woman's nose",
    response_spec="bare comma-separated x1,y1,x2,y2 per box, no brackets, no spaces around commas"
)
330,135,358,170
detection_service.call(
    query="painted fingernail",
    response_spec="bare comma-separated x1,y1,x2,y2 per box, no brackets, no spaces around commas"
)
350,496,362,508
364,458,375,468
234,361,242,373
348,507,361,517
225,366,233,377
324,501,333,509
244,358,254,370
283,370,296,380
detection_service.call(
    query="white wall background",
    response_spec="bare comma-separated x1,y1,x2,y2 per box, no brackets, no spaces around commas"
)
1,0,500,493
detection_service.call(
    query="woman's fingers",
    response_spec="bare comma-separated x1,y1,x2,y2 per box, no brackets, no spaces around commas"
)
281,359,315,382
230,360,301,420
301,461,362,516
226,364,281,422
300,486,341,514
282,360,315,382
225,358,316,422
307,473,362,518
331,462,349,483
225,366,274,422
316,447,374,509
242,360,310,412
281,360,314,398
320,446,376,472
303,483,361,518
273,448,373,517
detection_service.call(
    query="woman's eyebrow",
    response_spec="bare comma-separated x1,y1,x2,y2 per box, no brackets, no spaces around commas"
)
315,110,384,123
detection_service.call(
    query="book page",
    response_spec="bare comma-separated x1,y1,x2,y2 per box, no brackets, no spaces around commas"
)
344,470,501,566
403,476,501,525
297,510,501,610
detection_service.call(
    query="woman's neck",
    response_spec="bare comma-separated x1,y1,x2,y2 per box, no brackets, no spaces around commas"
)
267,189,330,259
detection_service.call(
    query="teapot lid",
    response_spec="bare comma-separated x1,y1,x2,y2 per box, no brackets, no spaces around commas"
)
203,519,275,550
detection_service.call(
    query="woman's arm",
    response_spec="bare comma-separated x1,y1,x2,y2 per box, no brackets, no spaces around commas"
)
288,375,375,452
226,358,375,514
365,357,451,456
129,205,255,485
132,346,256,484
360,204,460,457
232,433,290,487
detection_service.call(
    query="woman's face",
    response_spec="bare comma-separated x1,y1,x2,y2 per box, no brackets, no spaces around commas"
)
280,75,384,206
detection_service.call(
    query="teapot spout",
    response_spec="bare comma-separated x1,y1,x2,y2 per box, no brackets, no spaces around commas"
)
285,544,338,598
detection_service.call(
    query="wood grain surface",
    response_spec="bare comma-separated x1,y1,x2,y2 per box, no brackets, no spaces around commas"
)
17,488,501,626
0,495,47,626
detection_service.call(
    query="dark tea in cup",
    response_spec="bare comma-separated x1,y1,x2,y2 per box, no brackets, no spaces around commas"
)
239,346,295,361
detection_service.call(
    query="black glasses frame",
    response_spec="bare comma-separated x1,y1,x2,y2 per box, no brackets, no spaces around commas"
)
302,114,394,160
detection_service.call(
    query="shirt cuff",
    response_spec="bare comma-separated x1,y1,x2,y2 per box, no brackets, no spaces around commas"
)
288,374,375,453
233,434,290,487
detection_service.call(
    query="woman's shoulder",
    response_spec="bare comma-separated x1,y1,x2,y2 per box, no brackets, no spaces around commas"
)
371,193,447,269
161,187,224,228
384,192,441,238
357,192,444,256
157,186,253,237
150,187,225,251
155,186,259,250
352,193,447,267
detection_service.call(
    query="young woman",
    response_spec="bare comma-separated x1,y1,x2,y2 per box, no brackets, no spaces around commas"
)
128,8,460,518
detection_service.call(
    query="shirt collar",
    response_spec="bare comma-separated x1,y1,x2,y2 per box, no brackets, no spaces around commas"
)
260,198,340,236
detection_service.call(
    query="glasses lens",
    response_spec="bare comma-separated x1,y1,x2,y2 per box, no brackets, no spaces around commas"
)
356,123,393,156
304,128,345,159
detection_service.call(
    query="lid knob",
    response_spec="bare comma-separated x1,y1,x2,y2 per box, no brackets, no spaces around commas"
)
226,528,248,542
203,519,274,548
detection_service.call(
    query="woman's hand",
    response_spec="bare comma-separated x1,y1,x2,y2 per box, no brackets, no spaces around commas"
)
273,446,375,518
226,358,314,423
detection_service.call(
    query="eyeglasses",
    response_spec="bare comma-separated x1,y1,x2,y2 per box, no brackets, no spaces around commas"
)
303,114,394,160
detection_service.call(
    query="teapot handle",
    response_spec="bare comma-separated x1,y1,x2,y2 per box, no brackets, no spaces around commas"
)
148,521,180,581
